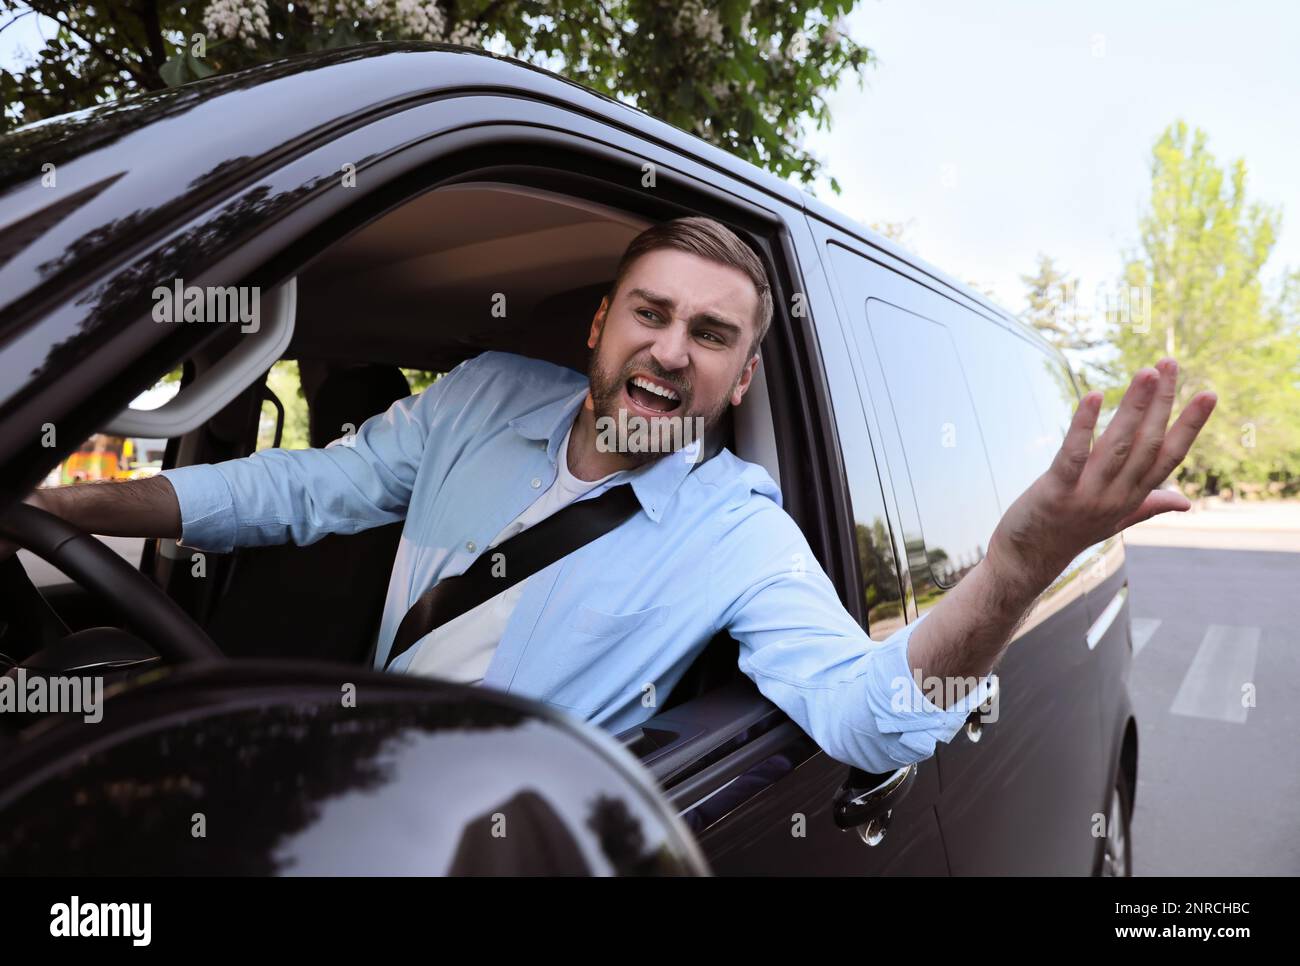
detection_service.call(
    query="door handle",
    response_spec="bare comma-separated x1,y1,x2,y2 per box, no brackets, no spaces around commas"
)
832,763,916,846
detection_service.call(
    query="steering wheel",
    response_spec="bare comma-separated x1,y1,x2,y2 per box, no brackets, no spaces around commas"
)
0,502,222,670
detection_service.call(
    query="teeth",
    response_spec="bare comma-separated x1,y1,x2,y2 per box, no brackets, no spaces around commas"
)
630,375,680,401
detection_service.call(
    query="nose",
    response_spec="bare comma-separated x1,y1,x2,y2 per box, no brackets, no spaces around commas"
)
649,317,691,373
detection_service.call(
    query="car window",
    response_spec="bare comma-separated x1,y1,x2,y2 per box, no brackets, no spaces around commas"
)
957,328,1063,512
860,299,1002,602
1021,343,1077,445
818,320,906,640
256,361,311,451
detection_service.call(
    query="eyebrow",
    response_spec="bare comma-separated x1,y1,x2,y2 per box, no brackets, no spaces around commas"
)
627,287,746,340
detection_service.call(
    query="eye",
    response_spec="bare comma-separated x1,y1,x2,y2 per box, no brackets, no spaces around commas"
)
698,330,725,345
637,308,662,323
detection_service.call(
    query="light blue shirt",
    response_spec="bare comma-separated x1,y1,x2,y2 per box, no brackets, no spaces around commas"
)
162,351,993,773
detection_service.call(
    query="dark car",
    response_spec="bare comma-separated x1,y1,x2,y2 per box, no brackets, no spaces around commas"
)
0,42,1136,875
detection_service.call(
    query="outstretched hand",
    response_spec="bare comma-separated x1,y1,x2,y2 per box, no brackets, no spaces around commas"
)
987,358,1217,591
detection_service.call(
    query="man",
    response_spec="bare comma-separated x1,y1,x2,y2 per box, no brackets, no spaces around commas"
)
12,217,1217,775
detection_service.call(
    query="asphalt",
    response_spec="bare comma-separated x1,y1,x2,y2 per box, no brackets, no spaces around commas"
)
1123,501,1300,875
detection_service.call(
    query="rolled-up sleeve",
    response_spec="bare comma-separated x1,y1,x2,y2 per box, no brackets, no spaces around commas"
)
714,499,995,774
161,461,241,552
161,357,476,553
850,611,996,762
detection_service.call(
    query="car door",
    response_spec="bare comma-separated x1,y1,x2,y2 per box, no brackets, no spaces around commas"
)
935,316,1107,874
809,225,1106,873
660,209,950,874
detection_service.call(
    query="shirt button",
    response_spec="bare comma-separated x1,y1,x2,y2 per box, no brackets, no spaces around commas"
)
465,541,477,553
530,477,541,488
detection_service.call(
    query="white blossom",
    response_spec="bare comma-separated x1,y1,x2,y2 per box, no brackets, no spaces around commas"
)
298,0,447,42
787,30,810,62
822,14,847,48
202,0,270,49
383,0,446,42
301,0,370,21
445,22,479,46
671,2,724,46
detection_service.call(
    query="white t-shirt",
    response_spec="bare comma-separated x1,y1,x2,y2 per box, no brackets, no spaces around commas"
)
403,423,625,682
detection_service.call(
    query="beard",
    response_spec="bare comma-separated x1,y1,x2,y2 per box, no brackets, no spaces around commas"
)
586,339,736,467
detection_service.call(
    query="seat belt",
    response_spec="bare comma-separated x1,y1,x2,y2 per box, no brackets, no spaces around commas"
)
383,482,640,670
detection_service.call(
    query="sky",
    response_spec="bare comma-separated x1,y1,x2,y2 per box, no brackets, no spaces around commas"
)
798,0,1300,317
3,1,1297,320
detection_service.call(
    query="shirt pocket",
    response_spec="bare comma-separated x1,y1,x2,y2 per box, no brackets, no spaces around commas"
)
568,602,669,639
540,603,670,715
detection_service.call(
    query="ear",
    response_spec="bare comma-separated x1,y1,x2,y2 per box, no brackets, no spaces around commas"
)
730,353,760,406
588,296,609,349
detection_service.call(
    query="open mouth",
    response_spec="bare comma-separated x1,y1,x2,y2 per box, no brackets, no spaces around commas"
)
624,374,683,414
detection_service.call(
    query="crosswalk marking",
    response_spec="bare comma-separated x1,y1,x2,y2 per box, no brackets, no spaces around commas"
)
1130,618,1161,658
1169,625,1260,724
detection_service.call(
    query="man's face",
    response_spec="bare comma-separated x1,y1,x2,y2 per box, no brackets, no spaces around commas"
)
586,248,762,465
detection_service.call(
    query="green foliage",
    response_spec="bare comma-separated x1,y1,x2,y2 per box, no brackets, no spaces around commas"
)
1,0,874,189
1110,121,1300,494
262,360,311,449
401,369,442,393
855,518,900,627
1020,254,1107,391
251,364,438,450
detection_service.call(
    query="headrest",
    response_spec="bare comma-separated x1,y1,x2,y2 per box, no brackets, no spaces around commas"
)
309,365,411,448
525,281,610,373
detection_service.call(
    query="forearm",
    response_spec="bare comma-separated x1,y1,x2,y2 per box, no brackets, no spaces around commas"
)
30,476,182,539
898,358,1218,726
905,546,1049,701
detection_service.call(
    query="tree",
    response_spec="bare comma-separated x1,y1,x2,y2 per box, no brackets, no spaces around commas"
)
1020,253,1108,390
0,0,875,189
1111,121,1300,495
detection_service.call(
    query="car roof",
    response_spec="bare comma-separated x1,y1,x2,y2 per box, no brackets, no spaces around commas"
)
0,42,803,206
0,41,1058,364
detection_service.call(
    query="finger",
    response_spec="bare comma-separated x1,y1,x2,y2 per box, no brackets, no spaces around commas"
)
1086,367,1160,485
1120,357,1179,487
1115,488,1192,532
1141,390,1218,490
1049,390,1102,486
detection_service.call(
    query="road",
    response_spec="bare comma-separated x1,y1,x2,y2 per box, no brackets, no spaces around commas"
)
1123,500,1300,875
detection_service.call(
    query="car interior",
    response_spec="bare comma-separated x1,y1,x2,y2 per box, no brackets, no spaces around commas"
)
21,181,794,752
